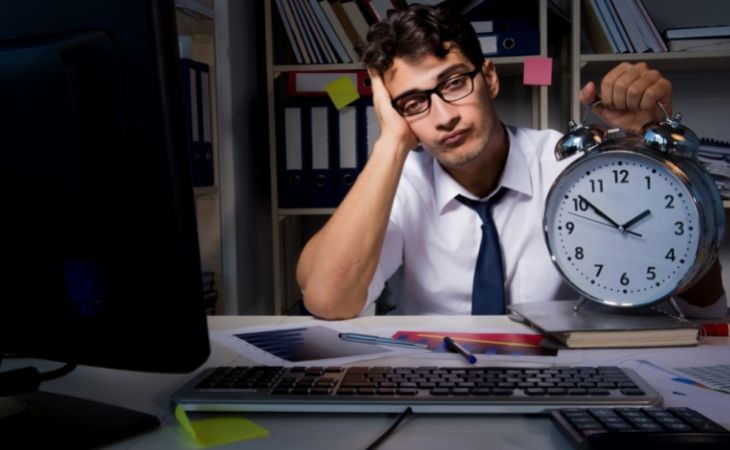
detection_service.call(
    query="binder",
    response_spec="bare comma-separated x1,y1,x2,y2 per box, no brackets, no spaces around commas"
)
478,30,539,56
277,100,308,208
334,102,359,204
277,98,338,208
196,66,214,187
308,101,337,207
288,70,372,97
180,58,214,187
362,96,379,161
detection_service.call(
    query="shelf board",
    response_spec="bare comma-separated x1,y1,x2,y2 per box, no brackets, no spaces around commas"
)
273,56,538,77
579,51,730,73
278,208,335,217
194,186,218,197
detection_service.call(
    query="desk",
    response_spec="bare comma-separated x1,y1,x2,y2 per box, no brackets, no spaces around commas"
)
30,315,730,449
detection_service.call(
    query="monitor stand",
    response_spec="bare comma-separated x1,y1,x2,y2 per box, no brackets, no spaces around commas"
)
0,391,160,448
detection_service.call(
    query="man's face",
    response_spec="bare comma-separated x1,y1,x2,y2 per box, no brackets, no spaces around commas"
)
383,47,500,169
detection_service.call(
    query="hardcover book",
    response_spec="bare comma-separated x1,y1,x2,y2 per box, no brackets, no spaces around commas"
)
508,300,700,348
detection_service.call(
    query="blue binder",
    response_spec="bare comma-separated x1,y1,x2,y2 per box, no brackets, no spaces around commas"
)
333,101,360,205
360,96,378,173
307,99,337,208
180,58,214,187
277,99,309,208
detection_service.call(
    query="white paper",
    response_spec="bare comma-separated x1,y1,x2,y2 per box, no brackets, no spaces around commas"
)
211,321,415,367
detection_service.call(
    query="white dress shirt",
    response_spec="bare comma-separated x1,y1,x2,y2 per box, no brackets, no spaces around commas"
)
362,125,726,318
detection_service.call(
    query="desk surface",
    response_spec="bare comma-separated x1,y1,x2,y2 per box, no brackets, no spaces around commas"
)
30,315,730,450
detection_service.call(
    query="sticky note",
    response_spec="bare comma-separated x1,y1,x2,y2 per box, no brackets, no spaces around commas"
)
175,405,269,448
523,56,553,86
325,75,360,109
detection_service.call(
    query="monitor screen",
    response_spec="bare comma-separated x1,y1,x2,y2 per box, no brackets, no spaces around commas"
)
0,0,211,444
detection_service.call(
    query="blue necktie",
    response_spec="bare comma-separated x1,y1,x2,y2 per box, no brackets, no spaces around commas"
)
456,191,506,315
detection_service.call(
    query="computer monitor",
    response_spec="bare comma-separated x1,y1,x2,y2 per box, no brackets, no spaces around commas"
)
0,0,211,446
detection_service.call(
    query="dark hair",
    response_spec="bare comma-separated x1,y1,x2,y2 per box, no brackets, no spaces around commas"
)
360,5,485,75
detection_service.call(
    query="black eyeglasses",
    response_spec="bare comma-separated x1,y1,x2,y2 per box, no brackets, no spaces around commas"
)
390,67,481,117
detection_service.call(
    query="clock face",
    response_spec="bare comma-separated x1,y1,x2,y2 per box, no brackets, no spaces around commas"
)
544,150,701,307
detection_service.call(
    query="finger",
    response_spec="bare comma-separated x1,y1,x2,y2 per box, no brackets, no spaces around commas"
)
632,69,666,112
639,77,672,115
367,69,394,119
599,62,631,108
579,81,598,105
602,62,647,111
367,69,388,101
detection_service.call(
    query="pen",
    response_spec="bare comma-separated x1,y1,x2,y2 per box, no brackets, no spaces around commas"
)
338,332,429,349
443,336,477,364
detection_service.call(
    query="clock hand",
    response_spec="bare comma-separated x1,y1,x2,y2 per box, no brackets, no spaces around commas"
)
577,195,622,230
621,209,651,231
568,212,642,237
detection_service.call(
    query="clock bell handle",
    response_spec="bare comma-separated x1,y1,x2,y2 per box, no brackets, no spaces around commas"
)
642,102,700,158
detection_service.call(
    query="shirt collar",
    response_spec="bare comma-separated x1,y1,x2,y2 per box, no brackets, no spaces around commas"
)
433,125,533,213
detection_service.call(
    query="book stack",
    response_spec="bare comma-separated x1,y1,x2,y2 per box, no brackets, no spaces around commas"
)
582,0,666,53
272,0,406,64
698,137,730,199
663,25,730,52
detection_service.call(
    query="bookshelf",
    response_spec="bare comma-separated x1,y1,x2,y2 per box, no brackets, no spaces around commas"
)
265,0,555,313
175,0,222,314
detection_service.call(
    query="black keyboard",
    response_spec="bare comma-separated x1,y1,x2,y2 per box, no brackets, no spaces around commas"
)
550,406,730,449
171,365,661,414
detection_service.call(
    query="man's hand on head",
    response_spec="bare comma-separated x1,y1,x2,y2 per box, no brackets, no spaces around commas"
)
368,69,419,154
579,62,672,134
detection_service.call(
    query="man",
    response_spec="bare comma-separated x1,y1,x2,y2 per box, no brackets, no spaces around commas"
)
296,5,726,319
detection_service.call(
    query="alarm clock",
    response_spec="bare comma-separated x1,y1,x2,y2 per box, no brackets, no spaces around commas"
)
543,104,725,313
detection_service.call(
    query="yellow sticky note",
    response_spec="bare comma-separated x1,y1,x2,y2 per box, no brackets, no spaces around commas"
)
325,75,360,109
175,405,269,448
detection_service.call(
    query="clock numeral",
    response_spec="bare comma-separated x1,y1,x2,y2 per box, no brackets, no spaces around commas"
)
594,264,603,277
572,197,589,212
620,272,630,286
665,194,675,209
612,169,629,184
645,176,651,190
666,248,676,262
575,247,584,260
566,221,575,234
646,266,656,280
674,221,684,235
589,179,604,193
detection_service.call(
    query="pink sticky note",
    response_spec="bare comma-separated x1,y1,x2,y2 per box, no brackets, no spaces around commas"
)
523,56,553,86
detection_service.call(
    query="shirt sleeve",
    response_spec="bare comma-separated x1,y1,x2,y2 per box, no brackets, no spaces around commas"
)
360,217,404,316
674,294,728,319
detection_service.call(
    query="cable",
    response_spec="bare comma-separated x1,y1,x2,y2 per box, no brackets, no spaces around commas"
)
365,407,413,450
0,360,77,396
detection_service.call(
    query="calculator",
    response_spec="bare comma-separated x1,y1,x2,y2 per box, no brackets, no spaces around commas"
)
550,406,730,449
